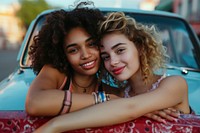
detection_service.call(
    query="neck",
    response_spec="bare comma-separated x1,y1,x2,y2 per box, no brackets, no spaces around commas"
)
72,75,97,94
128,74,160,96
128,73,144,89
128,73,149,96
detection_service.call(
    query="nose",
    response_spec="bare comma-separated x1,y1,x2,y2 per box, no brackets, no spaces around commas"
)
110,56,119,66
81,47,92,60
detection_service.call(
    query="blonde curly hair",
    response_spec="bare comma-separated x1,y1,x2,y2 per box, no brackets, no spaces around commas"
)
99,12,168,85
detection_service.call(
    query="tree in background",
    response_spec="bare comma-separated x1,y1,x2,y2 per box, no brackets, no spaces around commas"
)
17,0,51,28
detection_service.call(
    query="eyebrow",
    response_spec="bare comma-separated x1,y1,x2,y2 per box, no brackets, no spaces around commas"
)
65,37,93,49
111,43,126,50
100,43,126,55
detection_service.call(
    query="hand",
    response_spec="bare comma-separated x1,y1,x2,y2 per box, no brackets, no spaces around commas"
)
144,108,179,123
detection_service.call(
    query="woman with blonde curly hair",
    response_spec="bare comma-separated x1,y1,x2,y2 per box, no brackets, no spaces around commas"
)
98,12,189,112
99,12,168,88
34,12,190,133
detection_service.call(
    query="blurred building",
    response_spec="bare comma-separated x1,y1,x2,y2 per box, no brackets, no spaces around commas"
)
0,3,25,49
139,0,160,10
155,0,200,39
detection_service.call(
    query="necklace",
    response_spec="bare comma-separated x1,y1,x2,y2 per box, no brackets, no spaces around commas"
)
72,78,97,93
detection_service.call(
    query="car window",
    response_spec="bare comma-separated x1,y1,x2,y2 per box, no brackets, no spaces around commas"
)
130,14,199,69
172,30,198,68
158,22,197,68
22,16,46,66
22,12,199,70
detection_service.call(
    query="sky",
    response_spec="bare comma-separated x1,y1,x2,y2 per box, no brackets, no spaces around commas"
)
0,0,142,9
0,0,18,5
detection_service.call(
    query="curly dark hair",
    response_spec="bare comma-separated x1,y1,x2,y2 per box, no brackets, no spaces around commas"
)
29,1,104,75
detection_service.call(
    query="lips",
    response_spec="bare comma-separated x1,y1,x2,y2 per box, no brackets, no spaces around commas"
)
81,60,96,70
112,66,125,75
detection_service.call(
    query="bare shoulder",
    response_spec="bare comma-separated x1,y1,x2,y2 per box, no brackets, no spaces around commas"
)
40,65,65,78
163,75,187,85
35,65,66,87
159,75,188,93
42,65,60,74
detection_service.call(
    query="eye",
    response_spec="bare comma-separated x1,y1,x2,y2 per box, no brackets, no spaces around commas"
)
66,47,78,54
88,40,98,48
101,54,110,61
116,48,125,54
89,42,95,47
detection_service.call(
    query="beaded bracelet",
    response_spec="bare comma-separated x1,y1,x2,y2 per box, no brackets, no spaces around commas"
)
92,92,98,104
98,91,106,103
59,90,72,115
92,91,110,104
105,94,110,101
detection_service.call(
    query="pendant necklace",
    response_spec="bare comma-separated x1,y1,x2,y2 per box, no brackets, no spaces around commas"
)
72,78,96,93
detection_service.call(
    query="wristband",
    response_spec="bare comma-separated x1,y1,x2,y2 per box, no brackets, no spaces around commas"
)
59,90,72,114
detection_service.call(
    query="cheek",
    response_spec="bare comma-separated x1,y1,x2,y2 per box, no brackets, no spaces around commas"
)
128,52,140,69
92,49,100,60
66,54,79,65
103,61,110,71
127,48,139,62
94,50,100,57
92,48,100,55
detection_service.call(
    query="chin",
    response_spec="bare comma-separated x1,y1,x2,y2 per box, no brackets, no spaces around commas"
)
117,73,131,81
113,76,127,81
85,69,99,75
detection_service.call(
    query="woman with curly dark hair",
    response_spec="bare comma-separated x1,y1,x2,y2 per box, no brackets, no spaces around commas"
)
25,1,121,117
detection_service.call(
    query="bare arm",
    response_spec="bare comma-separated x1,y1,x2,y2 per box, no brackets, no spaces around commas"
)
26,65,119,116
34,76,189,132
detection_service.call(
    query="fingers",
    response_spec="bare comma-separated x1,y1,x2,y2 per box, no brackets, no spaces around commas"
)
151,114,167,124
145,113,166,124
162,108,180,117
156,110,177,122
145,108,180,123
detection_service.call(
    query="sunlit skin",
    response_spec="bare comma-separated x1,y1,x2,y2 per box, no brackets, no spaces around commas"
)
65,27,100,77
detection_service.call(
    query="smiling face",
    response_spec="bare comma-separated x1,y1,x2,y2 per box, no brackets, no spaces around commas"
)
100,32,140,81
64,27,100,76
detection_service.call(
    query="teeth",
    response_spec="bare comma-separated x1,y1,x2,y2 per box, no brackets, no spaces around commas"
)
82,61,94,67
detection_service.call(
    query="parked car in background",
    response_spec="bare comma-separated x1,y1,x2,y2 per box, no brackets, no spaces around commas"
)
0,8,200,132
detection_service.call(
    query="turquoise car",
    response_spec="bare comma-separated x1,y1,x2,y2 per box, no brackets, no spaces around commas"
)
0,8,200,132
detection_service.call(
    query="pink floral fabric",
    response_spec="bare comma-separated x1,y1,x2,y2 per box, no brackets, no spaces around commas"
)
0,111,200,133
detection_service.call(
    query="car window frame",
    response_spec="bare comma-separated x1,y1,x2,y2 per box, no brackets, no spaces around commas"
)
20,9,200,71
